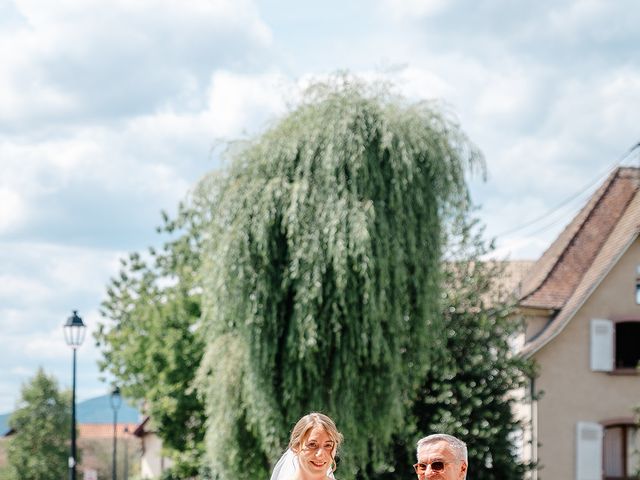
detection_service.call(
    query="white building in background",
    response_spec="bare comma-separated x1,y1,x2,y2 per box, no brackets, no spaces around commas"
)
133,416,173,479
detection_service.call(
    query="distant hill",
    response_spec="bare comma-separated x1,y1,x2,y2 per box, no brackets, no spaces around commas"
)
1,394,142,435
76,394,141,424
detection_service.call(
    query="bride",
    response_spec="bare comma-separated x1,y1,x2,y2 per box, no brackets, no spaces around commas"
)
270,412,343,480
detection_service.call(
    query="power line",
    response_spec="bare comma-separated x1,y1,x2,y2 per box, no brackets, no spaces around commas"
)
522,199,586,239
494,142,640,239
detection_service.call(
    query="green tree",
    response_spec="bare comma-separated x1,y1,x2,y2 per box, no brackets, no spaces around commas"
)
6,368,71,480
384,217,536,479
0,466,10,480
95,75,531,480
95,201,207,476
194,76,483,479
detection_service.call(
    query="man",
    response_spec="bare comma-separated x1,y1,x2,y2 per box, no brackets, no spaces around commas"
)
413,434,468,480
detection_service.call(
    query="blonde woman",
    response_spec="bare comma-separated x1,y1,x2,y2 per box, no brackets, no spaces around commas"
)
270,412,343,480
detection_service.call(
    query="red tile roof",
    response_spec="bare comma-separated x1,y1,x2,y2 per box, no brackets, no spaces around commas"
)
501,260,536,296
79,423,138,439
519,167,640,310
519,166,640,356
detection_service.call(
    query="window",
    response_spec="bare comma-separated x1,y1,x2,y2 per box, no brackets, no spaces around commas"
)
615,322,640,369
604,424,640,480
591,319,640,372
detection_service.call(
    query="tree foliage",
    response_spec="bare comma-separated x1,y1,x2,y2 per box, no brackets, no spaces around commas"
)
95,202,208,474
194,76,483,479
6,368,71,480
384,217,535,479
95,75,533,480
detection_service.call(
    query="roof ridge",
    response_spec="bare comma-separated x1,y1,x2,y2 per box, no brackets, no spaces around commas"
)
522,191,640,356
519,167,624,306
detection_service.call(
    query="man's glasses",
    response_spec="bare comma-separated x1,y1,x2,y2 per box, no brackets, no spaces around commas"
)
413,461,451,473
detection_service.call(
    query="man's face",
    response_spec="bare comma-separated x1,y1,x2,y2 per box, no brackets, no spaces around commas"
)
415,440,467,480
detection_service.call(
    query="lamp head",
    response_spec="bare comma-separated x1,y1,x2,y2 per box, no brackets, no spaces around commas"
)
64,310,86,348
110,386,122,410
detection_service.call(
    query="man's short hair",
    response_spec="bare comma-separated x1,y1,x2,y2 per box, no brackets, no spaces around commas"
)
416,433,468,463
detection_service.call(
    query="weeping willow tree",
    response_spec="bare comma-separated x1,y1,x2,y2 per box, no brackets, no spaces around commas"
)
195,76,484,479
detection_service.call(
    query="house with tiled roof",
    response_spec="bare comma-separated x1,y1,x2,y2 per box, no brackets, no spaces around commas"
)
516,166,640,480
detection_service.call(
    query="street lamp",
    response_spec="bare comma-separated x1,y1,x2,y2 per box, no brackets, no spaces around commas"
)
64,310,86,480
123,426,129,480
110,386,122,480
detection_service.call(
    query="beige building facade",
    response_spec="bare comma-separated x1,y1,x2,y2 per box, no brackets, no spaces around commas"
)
517,167,640,480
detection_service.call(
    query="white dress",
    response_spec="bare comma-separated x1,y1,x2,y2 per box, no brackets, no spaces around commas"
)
270,449,336,480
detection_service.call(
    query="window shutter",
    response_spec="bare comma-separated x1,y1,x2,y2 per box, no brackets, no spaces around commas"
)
590,319,613,372
576,421,603,480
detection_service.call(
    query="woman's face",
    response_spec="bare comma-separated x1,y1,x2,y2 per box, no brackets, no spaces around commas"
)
296,425,336,479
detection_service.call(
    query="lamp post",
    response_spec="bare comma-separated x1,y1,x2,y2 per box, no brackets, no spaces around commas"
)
64,310,86,480
110,386,122,480
123,426,129,480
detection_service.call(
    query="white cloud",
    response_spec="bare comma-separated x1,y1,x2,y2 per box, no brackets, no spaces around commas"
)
383,65,456,101
0,0,272,127
24,331,71,361
547,0,614,41
0,73,296,247
599,70,640,142
0,277,52,309
0,120,211,242
379,0,455,20
205,71,290,138
14,0,271,41
0,241,122,311
475,68,537,120
0,187,27,233
490,235,556,260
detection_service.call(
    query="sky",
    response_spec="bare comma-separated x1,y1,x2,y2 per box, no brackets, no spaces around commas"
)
1,0,639,413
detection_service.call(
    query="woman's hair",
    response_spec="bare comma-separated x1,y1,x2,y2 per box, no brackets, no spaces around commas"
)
288,412,343,455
